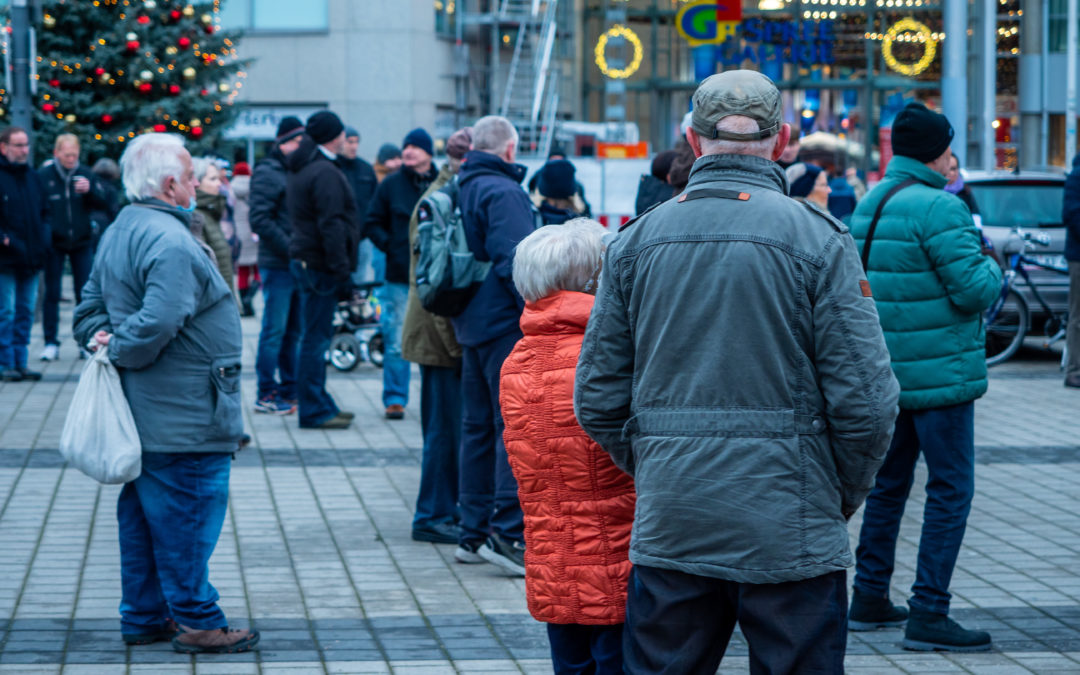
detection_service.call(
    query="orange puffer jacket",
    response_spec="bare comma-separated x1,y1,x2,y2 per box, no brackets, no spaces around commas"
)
500,290,636,625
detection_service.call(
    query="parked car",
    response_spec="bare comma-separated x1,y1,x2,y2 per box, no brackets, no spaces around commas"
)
965,171,1068,329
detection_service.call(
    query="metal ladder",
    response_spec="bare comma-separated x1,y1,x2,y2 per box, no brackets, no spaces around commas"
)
498,0,559,155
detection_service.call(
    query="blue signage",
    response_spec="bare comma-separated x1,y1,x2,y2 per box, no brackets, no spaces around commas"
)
715,19,836,67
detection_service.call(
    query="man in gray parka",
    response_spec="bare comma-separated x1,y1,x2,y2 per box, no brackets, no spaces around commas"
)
73,133,258,655
574,71,900,673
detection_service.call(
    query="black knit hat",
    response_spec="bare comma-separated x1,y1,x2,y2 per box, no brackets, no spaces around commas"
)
892,102,954,163
306,111,345,145
402,128,434,157
537,159,576,200
377,143,401,164
275,116,304,142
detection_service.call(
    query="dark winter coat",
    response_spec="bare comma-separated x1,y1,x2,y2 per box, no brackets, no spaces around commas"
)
249,148,291,271
0,156,48,273
39,162,110,252
634,174,674,216
363,163,438,284
286,135,361,282
538,201,579,226
194,191,236,297
336,155,378,222
1064,154,1080,262
451,150,536,347
89,179,121,237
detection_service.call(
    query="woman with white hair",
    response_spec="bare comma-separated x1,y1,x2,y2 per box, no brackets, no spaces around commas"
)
72,133,258,655
499,218,635,674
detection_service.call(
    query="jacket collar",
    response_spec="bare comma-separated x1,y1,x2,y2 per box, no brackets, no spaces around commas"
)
196,190,225,217
884,155,947,189
460,150,527,186
685,153,789,195
134,198,193,228
0,155,30,175
520,290,595,337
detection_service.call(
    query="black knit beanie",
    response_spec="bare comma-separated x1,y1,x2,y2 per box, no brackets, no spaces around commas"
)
306,111,345,145
892,102,954,163
275,116,304,142
538,159,576,200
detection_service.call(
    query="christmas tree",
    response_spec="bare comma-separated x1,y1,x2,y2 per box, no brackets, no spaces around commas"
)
1,0,246,161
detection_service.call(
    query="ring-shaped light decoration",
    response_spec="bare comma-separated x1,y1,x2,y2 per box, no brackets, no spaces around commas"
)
595,24,644,80
882,18,937,77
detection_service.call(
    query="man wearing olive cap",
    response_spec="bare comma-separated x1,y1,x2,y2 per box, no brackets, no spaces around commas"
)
575,70,900,672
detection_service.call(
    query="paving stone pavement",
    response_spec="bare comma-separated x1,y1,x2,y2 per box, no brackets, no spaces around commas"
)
0,298,1078,674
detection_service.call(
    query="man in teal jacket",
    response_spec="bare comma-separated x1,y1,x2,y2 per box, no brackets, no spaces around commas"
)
848,102,1002,652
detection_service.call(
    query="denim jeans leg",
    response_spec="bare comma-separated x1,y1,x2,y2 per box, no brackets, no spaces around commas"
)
278,283,302,400
414,364,461,528
909,402,976,615
482,332,524,542
11,273,38,370
129,452,233,630
291,261,339,427
853,410,920,598
70,245,94,306
42,249,65,346
458,345,495,546
255,267,294,398
0,272,16,369
380,282,411,408
117,482,171,633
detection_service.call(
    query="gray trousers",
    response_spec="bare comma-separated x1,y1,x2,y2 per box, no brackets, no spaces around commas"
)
1068,262,1080,381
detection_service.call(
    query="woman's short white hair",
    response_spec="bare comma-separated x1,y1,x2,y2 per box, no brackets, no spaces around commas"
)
513,218,608,304
120,133,187,202
191,156,217,183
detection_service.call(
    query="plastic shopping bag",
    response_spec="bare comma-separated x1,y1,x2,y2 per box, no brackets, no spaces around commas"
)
59,346,142,484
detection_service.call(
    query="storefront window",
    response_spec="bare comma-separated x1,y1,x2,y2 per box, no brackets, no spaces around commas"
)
435,0,457,37
1049,0,1078,53
220,0,329,32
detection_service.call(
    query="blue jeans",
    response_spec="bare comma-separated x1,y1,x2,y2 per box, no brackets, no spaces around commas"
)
117,452,232,633
255,266,301,399
414,364,461,528
291,261,341,427
379,281,410,407
458,331,524,545
353,239,374,285
854,401,976,615
0,269,39,370
547,623,624,675
624,565,847,675
43,245,94,345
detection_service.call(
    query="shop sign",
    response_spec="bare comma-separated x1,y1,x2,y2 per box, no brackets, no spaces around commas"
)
224,105,326,140
676,0,742,47
716,19,836,66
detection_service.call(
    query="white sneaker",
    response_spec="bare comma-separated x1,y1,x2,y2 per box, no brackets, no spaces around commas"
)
454,542,485,564
39,344,59,361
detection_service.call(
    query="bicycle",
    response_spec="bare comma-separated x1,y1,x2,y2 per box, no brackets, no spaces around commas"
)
984,227,1069,367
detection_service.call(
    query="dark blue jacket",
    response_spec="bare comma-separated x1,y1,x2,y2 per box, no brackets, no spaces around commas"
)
451,150,534,347
1064,154,1080,262
538,201,578,226
0,156,48,273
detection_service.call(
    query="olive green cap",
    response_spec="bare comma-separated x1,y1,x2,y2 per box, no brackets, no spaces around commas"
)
691,70,783,142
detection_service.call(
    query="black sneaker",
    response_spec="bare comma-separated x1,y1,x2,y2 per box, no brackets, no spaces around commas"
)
16,367,41,381
902,607,992,652
478,533,525,576
1,369,23,382
454,540,485,564
412,521,460,545
849,588,909,631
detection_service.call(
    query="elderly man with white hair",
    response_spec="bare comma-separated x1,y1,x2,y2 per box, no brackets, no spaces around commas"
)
73,133,258,655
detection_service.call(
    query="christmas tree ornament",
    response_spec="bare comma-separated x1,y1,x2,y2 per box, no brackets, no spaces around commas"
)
169,84,181,95
201,13,212,24
189,118,201,127
43,14,56,29
101,114,114,124
139,82,153,93
64,114,76,123
94,67,105,76
140,70,154,81
99,72,111,83
218,82,229,92
153,124,167,132
48,79,60,87
170,9,182,21
137,15,151,25
144,0,157,9
183,66,197,79
191,126,204,137
178,36,191,49
166,45,178,55
183,5,195,17
42,103,55,112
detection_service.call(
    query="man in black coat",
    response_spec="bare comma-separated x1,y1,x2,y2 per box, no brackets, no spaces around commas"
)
0,127,47,382
39,133,110,361
250,116,304,416
362,127,438,420
287,111,360,429
337,126,377,284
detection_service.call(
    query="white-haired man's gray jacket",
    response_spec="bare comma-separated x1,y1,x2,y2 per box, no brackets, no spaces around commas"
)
73,200,244,453
574,153,900,584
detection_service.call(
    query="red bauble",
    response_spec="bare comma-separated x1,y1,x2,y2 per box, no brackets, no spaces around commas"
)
139,82,152,93
42,103,55,112
153,124,167,133
137,15,150,25
126,40,140,52
169,84,181,95
178,36,191,49
101,114,113,124
204,25,214,34
48,78,59,87
170,9,181,20
200,89,208,96
191,126,204,137
94,67,105,76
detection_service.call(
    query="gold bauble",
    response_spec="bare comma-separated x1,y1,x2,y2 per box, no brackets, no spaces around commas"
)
143,0,157,8
182,67,197,79
139,70,154,81
43,14,56,28
218,82,230,92
126,32,138,41
165,46,178,55
201,13,212,24
64,114,76,123
189,118,201,127
182,5,195,17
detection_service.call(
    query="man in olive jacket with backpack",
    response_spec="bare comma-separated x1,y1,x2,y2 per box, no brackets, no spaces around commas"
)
848,102,1002,652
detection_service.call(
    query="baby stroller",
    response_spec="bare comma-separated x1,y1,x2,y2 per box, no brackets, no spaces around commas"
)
327,282,384,372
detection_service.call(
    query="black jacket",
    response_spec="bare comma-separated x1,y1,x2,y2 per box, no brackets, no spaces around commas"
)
538,201,579,225
1066,154,1080,262
0,156,48,273
634,174,674,216
250,148,292,270
336,155,377,222
286,135,360,281
363,163,438,284
39,163,110,251
89,179,121,237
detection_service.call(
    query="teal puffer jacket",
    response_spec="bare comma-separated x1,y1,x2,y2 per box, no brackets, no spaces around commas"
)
849,156,1002,410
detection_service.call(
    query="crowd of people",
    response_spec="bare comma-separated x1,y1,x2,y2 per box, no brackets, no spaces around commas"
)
1,66,1072,670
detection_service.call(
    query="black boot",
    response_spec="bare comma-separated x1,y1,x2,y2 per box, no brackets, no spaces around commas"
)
240,288,256,317
902,607,992,652
848,588,909,631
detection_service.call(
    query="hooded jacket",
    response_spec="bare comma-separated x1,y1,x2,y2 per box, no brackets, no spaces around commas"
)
72,200,244,453
575,153,900,584
451,150,536,347
0,155,48,273
194,190,236,296
500,291,635,625
363,163,438,284
634,174,674,216
286,135,360,282
249,148,292,270
39,162,110,251
849,156,1003,410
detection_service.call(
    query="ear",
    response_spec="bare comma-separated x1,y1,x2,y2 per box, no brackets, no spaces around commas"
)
771,124,792,162
686,128,704,159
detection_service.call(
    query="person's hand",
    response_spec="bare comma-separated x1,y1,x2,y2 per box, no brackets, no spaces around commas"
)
73,176,90,194
93,331,112,348
1,235,8,247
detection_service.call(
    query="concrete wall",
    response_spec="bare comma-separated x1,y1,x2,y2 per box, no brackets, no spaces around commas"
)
234,0,456,160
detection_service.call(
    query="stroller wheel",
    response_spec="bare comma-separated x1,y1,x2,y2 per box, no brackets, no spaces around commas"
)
329,333,362,372
368,333,384,369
